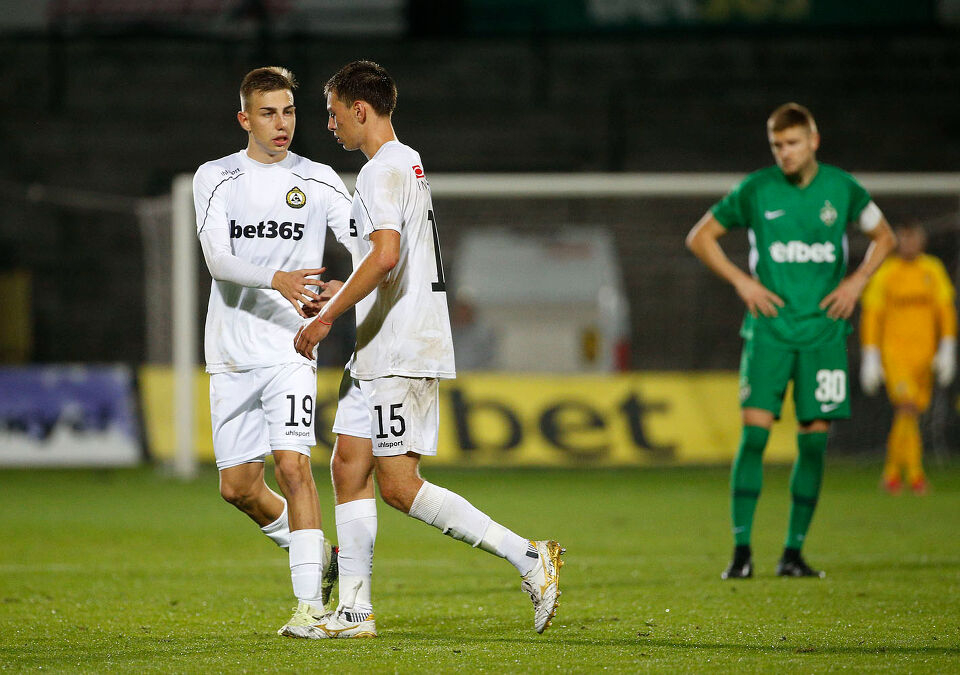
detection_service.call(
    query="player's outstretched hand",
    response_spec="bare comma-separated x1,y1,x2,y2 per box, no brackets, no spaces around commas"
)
295,318,332,359
302,279,343,317
734,276,784,318
272,268,326,318
820,275,866,320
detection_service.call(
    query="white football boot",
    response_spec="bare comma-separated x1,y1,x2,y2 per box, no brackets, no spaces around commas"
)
278,539,338,637
308,607,378,639
520,540,565,634
277,600,329,638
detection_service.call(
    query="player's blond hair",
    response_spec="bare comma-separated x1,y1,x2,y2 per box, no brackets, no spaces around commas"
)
239,66,298,111
767,102,817,134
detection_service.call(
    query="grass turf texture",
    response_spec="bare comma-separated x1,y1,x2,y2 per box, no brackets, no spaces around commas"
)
1,462,958,673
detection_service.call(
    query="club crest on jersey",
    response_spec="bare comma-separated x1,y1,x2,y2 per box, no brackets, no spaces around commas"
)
412,165,425,179
286,186,306,209
820,200,837,226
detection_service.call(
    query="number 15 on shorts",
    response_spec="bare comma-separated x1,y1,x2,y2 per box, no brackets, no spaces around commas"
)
374,404,406,438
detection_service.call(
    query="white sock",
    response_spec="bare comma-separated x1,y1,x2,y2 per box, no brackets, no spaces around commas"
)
335,499,377,612
408,481,535,574
289,528,325,609
480,522,539,576
260,499,290,550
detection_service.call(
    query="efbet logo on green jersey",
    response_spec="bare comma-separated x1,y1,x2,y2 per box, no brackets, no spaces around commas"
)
769,241,837,263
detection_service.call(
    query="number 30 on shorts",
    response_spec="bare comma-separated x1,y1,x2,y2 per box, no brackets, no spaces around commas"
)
814,369,846,403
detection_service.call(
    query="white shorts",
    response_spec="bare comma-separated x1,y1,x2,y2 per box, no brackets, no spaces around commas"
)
358,377,439,457
209,363,316,470
331,367,372,439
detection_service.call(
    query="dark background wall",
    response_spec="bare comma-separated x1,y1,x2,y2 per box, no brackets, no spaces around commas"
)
0,29,958,368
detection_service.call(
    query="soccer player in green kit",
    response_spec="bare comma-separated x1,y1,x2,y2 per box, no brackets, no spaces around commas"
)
686,103,897,578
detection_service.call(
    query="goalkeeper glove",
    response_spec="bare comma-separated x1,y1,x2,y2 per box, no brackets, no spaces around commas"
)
933,337,956,387
860,346,884,395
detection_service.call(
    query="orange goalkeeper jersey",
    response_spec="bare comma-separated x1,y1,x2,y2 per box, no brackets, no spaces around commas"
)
861,254,957,363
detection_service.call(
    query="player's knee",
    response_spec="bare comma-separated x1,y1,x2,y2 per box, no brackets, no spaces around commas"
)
376,476,413,512
895,403,919,416
330,446,354,477
273,454,313,494
332,448,371,481
376,479,402,510
798,420,830,434
219,480,255,510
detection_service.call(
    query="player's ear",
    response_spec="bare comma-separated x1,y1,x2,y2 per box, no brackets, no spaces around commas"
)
354,101,366,124
810,131,820,151
237,110,251,132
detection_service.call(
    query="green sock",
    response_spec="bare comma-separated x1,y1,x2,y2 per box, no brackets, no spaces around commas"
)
731,425,770,546
785,431,828,550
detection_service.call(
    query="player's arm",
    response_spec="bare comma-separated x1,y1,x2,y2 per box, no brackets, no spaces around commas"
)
932,260,958,386
819,213,896,320
301,173,355,318
294,229,400,358
858,267,887,395
197,230,326,318
685,212,784,317
192,168,324,317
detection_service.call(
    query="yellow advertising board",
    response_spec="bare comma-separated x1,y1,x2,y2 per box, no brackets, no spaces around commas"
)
140,368,799,466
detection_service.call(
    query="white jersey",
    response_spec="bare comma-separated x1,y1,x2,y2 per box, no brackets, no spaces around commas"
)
194,150,352,373
347,140,456,380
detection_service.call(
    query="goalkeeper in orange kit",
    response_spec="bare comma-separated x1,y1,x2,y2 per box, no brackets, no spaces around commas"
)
860,222,957,494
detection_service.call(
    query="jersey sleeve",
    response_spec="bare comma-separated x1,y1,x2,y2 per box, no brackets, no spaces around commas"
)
710,180,749,230
356,161,404,239
927,256,958,339
844,173,874,228
192,163,273,289
320,169,354,246
927,256,957,305
198,228,274,289
193,163,231,235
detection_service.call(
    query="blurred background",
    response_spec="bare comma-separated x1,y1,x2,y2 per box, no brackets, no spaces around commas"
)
1,0,958,471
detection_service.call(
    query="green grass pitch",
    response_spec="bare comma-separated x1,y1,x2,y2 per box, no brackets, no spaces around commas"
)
1,461,958,673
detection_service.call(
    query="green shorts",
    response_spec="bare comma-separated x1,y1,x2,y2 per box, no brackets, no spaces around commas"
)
738,335,850,423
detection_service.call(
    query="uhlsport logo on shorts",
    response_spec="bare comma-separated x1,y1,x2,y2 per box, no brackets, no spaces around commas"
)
769,241,836,264
286,186,306,209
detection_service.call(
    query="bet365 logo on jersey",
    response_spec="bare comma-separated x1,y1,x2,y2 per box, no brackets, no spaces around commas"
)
230,219,305,240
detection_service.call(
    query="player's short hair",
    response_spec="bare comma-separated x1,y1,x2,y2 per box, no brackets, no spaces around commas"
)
896,220,926,234
767,102,817,134
325,60,397,117
239,66,298,111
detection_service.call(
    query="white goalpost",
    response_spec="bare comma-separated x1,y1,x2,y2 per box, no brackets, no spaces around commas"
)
167,172,960,478
171,174,198,479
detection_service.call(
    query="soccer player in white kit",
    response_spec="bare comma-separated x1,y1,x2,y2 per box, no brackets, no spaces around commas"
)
294,60,565,637
192,67,351,637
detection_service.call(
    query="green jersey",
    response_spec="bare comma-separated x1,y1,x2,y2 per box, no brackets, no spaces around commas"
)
712,163,873,349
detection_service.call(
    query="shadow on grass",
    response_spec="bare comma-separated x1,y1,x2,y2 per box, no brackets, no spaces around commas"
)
839,559,960,573
393,633,960,656
640,638,960,657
